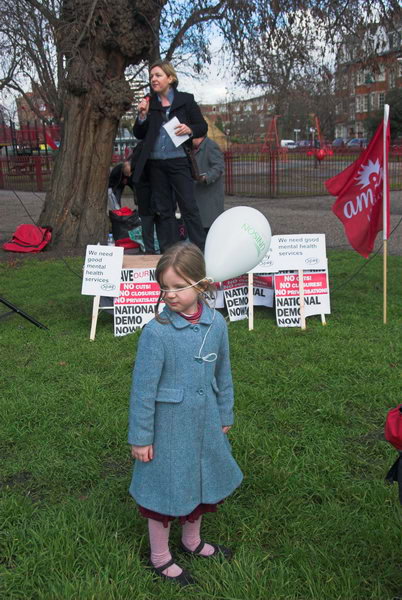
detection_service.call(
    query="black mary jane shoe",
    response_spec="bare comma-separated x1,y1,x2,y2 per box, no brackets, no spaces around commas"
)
148,558,196,587
180,540,233,560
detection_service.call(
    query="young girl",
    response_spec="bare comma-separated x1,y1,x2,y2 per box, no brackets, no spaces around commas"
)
128,242,243,586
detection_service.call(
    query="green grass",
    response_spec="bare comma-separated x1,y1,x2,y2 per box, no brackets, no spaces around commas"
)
0,251,401,599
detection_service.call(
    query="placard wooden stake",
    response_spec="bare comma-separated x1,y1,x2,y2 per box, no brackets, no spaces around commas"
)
90,295,100,341
90,297,115,341
298,269,306,330
248,272,254,330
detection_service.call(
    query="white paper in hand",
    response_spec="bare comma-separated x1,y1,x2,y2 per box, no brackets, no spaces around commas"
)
163,116,190,147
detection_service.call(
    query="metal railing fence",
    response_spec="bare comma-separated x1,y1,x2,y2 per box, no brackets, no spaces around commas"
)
1,145,401,196
224,146,402,198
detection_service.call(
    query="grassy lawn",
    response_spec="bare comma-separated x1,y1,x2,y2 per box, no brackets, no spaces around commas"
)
0,251,401,600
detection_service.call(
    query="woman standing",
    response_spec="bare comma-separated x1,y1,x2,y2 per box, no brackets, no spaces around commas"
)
133,61,207,253
192,135,225,234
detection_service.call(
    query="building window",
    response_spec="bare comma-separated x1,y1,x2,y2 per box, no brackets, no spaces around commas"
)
370,92,377,111
388,31,401,50
356,95,363,112
349,101,355,119
363,95,369,112
364,71,375,84
379,92,385,109
399,63,402,77
356,71,364,85
376,64,386,81
389,69,396,88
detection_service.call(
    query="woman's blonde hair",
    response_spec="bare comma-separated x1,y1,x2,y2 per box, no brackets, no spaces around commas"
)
154,242,215,322
149,60,178,88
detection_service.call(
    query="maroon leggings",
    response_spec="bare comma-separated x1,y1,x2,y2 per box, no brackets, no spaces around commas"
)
138,501,223,528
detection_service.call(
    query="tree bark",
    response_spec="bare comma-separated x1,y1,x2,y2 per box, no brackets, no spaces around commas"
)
39,91,119,248
37,0,164,248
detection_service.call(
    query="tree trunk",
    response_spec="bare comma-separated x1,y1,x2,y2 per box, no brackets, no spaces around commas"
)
39,91,118,248
37,0,164,249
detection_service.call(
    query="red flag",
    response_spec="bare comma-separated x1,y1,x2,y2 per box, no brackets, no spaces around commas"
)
325,119,390,258
44,131,58,150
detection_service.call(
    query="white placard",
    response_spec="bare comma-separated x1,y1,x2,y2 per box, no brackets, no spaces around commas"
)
250,243,277,273
162,117,190,147
251,234,327,273
253,275,274,307
206,284,225,309
223,275,274,322
274,270,331,328
114,268,164,337
82,245,124,297
273,234,327,271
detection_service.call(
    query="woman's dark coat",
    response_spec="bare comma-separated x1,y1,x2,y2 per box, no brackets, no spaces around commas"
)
132,90,208,183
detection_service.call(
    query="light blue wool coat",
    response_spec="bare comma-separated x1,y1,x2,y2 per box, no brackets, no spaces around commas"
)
128,303,243,516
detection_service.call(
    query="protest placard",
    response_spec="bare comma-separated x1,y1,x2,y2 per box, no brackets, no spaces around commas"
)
81,245,123,297
223,275,274,322
274,234,326,271
249,244,277,273
114,268,164,337
274,270,330,327
251,234,327,273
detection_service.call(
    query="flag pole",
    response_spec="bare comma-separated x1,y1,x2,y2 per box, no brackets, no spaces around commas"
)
383,104,389,325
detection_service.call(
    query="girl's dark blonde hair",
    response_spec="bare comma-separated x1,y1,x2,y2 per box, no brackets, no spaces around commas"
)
149,60,178,88
155,242,216,323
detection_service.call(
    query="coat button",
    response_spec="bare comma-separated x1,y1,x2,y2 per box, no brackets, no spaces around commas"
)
197,389,204,395
194,357,202,363
193,325,200,332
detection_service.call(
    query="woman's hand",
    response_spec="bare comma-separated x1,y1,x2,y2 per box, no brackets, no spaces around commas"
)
137,97,150,119
174,123,192,136
222,426,231,434
131,444,153,462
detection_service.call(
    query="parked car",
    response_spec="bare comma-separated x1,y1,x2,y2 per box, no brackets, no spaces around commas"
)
346,137,368,148
332,137,347,147
280,139,297,149
297,140,312,147
0,145,33,156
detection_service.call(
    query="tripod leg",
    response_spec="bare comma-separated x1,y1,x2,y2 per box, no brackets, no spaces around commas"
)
0,297,48,330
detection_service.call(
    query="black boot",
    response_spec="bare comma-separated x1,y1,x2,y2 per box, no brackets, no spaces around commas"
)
140,216,157,254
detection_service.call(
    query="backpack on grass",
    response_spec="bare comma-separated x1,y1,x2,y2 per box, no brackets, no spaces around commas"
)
3,224,52,253
384,404,402,504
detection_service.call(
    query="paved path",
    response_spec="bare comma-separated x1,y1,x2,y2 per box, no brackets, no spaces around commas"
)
1,189,401,258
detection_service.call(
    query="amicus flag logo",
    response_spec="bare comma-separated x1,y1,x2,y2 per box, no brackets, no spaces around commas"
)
325,120,390,258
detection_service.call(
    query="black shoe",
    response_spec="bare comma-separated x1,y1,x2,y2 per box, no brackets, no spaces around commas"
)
148,558,196,587
180,540,233,560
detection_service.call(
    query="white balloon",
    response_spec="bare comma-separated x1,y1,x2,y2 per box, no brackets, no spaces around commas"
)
205,207,272,282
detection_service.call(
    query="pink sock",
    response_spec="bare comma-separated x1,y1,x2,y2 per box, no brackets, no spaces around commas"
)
148,519,182,577
181,516,215,556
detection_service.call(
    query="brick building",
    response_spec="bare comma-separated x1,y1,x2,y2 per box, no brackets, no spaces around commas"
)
201,94,275,143
16,91,54,126
334,24,402,139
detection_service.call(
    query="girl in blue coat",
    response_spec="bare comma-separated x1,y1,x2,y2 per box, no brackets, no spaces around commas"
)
128,242,243,586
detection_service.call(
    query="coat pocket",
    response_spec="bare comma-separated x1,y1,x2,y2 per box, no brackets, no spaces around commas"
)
155,388,184,404
211,379,220,394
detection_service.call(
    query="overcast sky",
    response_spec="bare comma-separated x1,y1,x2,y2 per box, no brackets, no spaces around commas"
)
176,38,264,105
